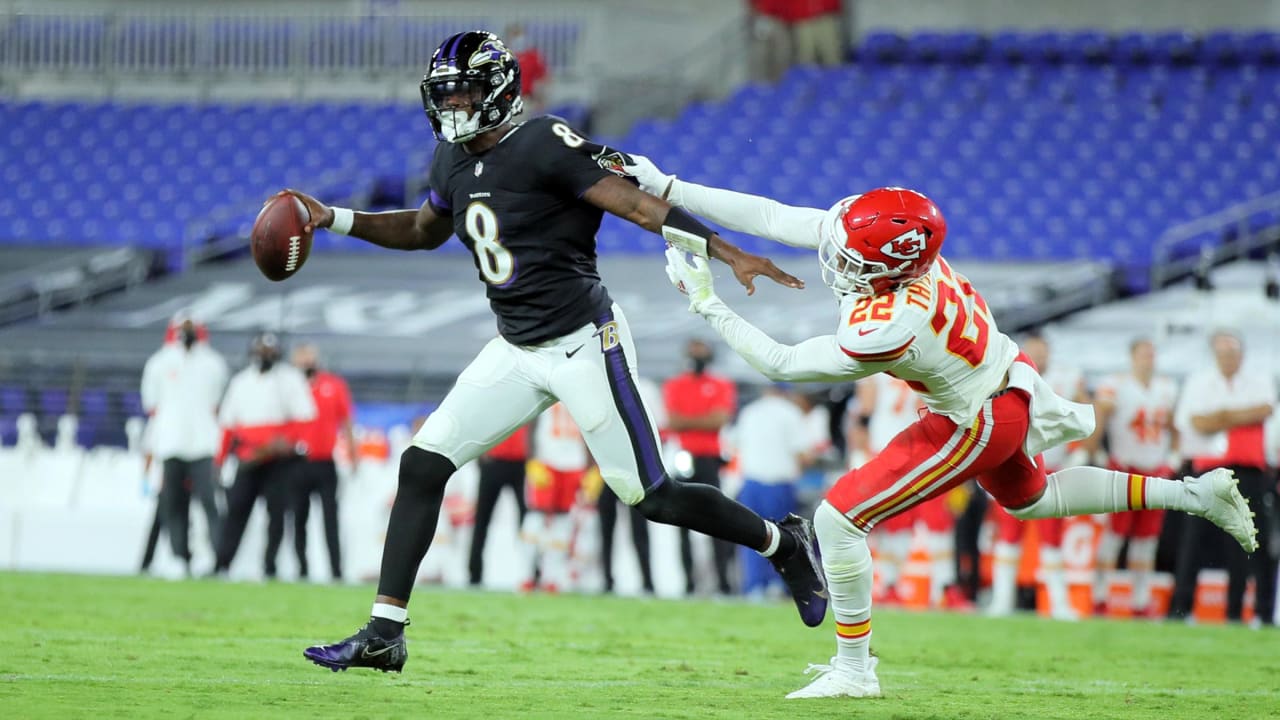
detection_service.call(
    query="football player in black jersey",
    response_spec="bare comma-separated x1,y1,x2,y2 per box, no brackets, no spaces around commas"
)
279,30,827,675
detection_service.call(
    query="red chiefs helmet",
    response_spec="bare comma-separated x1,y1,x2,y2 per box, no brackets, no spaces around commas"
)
818,188,947,298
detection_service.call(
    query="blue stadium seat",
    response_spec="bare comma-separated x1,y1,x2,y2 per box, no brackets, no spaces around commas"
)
40,389,69,418
857,31,907,64
1150,31,1201,64
2,31,1278,283
0,386,29,415
119,391,145,419
1059,31,1113,64
0,415,16,446
1242,31,1280,65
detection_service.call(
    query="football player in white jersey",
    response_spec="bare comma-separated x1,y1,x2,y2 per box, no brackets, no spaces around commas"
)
1084,338,1180,617
848,375,921,605
849,376,968,609
987,333,1090,621
520,402,590,592
622,155,1258,699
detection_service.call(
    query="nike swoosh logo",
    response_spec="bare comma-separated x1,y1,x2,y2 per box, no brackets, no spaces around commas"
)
361,644,395,659
814,588,829,600
857,327,878,336
565,344,585,359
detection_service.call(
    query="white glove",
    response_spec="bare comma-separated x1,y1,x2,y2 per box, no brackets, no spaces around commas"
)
621,153,677,199
664,246,718,313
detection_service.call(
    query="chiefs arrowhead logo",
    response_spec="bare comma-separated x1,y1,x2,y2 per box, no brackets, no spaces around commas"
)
880,228,927,261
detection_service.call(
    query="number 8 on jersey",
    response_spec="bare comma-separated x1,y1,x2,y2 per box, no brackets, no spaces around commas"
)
465,202,515,285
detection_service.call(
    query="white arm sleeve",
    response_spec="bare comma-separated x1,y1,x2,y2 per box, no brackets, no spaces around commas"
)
698,298,870,382
667,179,825,250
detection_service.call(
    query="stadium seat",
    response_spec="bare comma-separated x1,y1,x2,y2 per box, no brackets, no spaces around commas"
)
857,31,907,64
0,386,29,415
1,31,1278,290
39,389,70,419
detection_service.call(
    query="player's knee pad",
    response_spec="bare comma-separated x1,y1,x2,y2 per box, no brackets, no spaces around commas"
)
814,501,871,579
398,446,455,493
611,482,646,508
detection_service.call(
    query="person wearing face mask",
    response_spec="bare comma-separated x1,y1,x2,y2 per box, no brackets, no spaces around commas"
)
663,338,739,596
139,311,228,575
211,332,317,579
289,344,356,582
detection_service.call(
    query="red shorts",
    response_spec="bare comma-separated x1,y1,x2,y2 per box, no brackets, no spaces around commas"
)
1106,464,1168,538
526,464,583,513
828,379,1046,533
1109,509,1164,538
866,484,957,534
992,504,1064,545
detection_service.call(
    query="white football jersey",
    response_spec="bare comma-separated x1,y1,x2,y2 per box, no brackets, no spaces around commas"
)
835,258,1019,426
1037,365,1086,470
1096,373,1179,470
534,403,589,472
868,374,924,454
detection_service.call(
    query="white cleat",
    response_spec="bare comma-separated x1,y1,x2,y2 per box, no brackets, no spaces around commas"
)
986,600,1015,618
1049,605,1081,622
1187,468,1258,552
785,656,882,699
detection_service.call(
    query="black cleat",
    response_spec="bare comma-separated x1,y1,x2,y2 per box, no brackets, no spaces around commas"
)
769,514,829,627
303,621,407,673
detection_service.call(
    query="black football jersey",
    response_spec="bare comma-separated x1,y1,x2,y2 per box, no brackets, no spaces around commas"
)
427,116,630,345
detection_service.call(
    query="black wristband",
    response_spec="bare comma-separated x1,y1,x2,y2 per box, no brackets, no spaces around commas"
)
661,206,715,257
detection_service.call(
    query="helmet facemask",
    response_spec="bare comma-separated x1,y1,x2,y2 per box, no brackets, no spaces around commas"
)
422,78,489,143
818,226,908,298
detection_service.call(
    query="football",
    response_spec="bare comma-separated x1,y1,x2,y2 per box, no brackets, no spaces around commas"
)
251,194,312,282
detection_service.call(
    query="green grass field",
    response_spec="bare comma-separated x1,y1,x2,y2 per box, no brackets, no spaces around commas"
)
1,573,1276,720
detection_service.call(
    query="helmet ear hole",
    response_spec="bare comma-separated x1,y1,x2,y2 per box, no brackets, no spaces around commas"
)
890,218,907,224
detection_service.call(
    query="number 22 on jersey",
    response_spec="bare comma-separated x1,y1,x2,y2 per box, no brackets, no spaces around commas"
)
465,202,515,285
846,273,992,367
930,274,991,367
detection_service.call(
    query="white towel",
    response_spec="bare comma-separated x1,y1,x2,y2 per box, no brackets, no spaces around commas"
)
1006,360,1096,460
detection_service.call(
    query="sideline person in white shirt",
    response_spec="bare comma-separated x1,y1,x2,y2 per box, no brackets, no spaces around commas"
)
732,383,812,598
140,311,228,574
211,332,316,578
1170,329,1276,624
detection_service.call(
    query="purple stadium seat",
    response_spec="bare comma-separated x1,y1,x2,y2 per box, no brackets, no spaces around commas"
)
0,386,29,415
120,391,145,418
40,389,70,418
78,389,111,419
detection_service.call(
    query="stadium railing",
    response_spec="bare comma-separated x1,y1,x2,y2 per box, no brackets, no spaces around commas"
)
1149,189,1280,289
0,246,153,326
0,8,593,84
